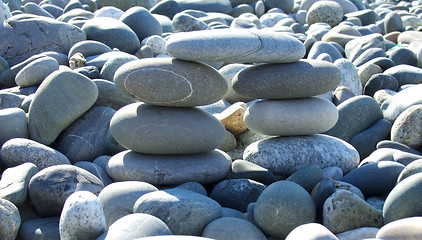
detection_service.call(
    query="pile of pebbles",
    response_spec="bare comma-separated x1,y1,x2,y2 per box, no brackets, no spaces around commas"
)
1,0,422,239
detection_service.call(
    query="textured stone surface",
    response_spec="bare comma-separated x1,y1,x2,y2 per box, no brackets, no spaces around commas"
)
59,191,106,240
397,160,422,183
28,70,98,145
244,98,338,136
0,108,27,146
244,134,359,176
383,65,422,87
381,84,422,122
306,1,344,27
166,29,305,63
114,58,227,107
0,198,21,240
107,149,231,185
391,104,422,149
254,181,316,239
376,217,422,239
232,59,342,99
202,217,266,240
133,188,222,235
110,103,226,154
0,163,38,206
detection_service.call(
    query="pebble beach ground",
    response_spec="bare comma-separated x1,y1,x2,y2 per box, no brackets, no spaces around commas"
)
1,0,422,239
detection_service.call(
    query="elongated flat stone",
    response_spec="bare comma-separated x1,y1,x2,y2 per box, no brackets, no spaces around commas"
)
166,29,305,63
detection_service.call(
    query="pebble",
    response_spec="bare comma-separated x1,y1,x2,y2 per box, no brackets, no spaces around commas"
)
388,47,418,67
214,102,247,136
383,64,422,87
0,198,21,240
59,191,106,240
376,216,422,239
363,73,399,97
0,108,27,146
285,223,338,240
254,180,316,239
397,159,422,183
95,0,156,12
334,58,363,96
333,86,356,105
133,188,222,235
230,159,276,185
391,104,422,149
202,217,266,240
286,164,323,192
74,161,113,186
306,1,344,27
93,6,124,19
19,217,60,240
97,213,172,239
98,181,158,228
381,84,422,122
14,56,59,88
92,79,138,110
106,149,231,185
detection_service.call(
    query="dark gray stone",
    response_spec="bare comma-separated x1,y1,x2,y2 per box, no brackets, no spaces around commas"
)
287,164,322,193
166,29,306,63
263,0,294,13
254,180,316,238
353,47,386,67
383,64,422,87
54,106,119,163
342,161,405,197
73,65,100,79
366,57,396,71
68,40,112,59
97,213,172,240
0,138,70,170
150,0,182,19
28,70,98,145
28,165,104,217
92,79,138,110
210,179,265,212
230,159,276,185
388,47,418,66
114,58,228,107
0,108,27,146
307,41,344,62
377,140,422,156
233,59,341,99
0,198,21,240
383,172,422,223
345,33,384,63
41,4,64,18
312,178,336,219
324,95,383,142
110,103,226,154
106,150,232,185
19,217,60,240
202,217,266,240
350,119,392,159
364,73,399,97
0,14,86,66
0,92,23,109
133,188,222,235
74,161,113,186
119,6,162,42
81,17,140,54
345,9,377,26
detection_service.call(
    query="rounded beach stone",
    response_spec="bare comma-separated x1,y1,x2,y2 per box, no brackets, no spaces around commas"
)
383,65,422,87
110,103,226,154
381,84,422,122
244,134,359,176
0,108,27,146
141,35,167,56
15,56,59,87
0,138,70,170
93,6,124,19
28,70,98,145
99,54,137,81
398,31,422,44
244,98,338,136
230,159,275,185
376,216,422,239
74,161,113,187
210,179,265,212
19,216,60,240
92,79,138,110
323,190,383,234
345,33,384,63
166,29,305,63
218,64,254,104
287,164,322,193
391,104,422,149
114,58,227,107
54,106,118,163
28,165,104,217
263,0,294,13
354,47,387,68
119,6,162,42
172,12,210,32
175,182,207,196
133,188,222,235
397,160,422,183
306,1,344,27
254,181,316,238
285,223,338,240
335,227,379,240
383,172,422,223
0,198,20,240
389,48,417,67
232,59,341,99
341,161,405,197
59,191,106,240
98,213,172,240
324,95,383,142
202,217,266,240
150,0,182,19
363,73,398,97
95,0,156,11
384,11,404,34
308,41,343,62
377,140,422,156
98,181,158,228
107,149,231,185
0,162,38,206
68,40,112,60
81,17,140,54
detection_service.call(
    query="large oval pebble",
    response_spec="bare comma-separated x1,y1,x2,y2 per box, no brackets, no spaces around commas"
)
107,150,231,185
244,97,338,136
244,134,359,175
110,103,226,154
391,104,422,149
381,84,422,122
232,59,341,99
114,58,228,107
15,56,59,87
166,29,305,63
376,217,422,239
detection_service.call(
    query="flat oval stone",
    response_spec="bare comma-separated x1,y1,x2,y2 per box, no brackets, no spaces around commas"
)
28,165,104,217
383,64,422,87
232,59,342,99
68,40,112,59
381,84,422,122
114,58,227,107
166,29,305,63
133,188,222,235
97,213,172,239
15,56,59,87
0,198,20,240
28,70,98,145
391,105,422,149
376,217,422,239
254,181,316,239
0,138,70,170
244,134,359,176
364,73,399,97
59,191,106,240
202,217,266,240
98,181,158,228
389,47,417,66
110,103,226,154
244,98,338,136
397,31,422,44
306,1,344,27
383,172,422,223
107,150,232,185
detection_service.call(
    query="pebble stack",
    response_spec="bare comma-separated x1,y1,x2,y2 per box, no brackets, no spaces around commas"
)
1,0,422,239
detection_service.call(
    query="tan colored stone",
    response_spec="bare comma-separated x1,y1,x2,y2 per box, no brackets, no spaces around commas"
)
215,102,247,136
69,52,86,70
